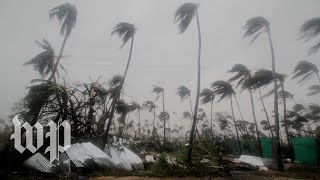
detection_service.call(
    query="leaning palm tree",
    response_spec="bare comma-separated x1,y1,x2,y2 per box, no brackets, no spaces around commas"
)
177,86,193,115
24,39,66,78
143,101,157,140
243,17,282,169
104,22,137,142
299,17,320,55
129,101,142,138
48,3,77,81
292,61,320,83
200,88,215,134
174,2,201,163
211,80,242,153
228,64,262,155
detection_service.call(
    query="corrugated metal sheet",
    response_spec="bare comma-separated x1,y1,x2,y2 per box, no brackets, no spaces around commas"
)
23,153,56,173
81,142,116,169
65,142,116,169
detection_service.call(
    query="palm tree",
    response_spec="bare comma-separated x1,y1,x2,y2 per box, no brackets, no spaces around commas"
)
177,86,193,115
243,17,282,169
299,17,320,55
24,39,66,78
129,101,142,138
48,3,77,81
104,22,137,142
152,86,167,142
143,101,157,140
228,64,262,155
211,80,242,153
158,111,170,142
174,2,201,163
200,88,215,134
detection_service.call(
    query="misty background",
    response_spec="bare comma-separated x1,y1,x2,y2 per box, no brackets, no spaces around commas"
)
1,0,320,132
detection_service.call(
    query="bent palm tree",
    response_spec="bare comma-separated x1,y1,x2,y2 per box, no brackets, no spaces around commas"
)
175,2,201,162
228,64,262,155
299,17,320,55
48,3,77,81
104,22,137,143
200,88,215,134
243,17,283,170
211,80,242,153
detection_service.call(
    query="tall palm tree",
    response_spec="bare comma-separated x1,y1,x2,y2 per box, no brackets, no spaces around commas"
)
174,2,201,163
200,88,215,134
48,3,77,81
152,86,167,142
143,101,157,140
228,64,262,155
24,39,66,78
104,22,137,142
211,80,242,153
243,17,283,170
299,17,320,55
129,101,142,138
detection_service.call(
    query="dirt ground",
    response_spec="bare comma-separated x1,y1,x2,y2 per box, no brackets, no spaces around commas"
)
91,170,320,180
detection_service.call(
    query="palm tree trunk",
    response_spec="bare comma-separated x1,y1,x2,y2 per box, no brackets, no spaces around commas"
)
104,36,134,145
249,88,263,156
210,100,214,136
138,109,141,138
259,88,274,138
280,82,294,162
234,95,245,121
231,95,242,154
189,97,201,139
267,29,283,171
49,34,68,81
152,108,156,141
187,10,201,163
162,91,166,143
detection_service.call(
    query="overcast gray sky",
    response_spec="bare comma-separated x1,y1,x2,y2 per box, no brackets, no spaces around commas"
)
1,0,320,131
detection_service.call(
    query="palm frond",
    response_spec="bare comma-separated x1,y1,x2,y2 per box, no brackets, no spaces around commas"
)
243,16,270,44
174,3,199,33
143,100,156,112
292,61,318,83
200,88,215,104
308,85,320,96
158,111,170,122
176,85,191,102
111,22,136,47
211,80,234,102
49,3,77,36
228,64,251,89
